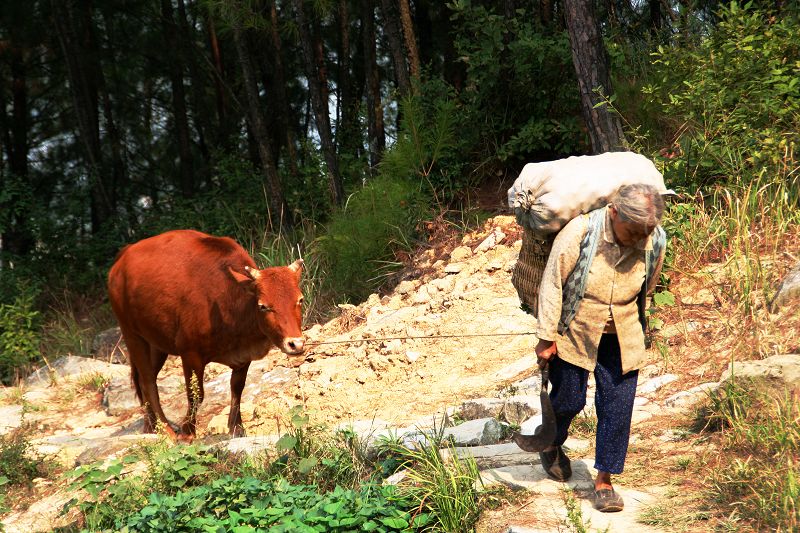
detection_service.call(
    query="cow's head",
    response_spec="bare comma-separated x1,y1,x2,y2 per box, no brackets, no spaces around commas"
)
230,259,305,356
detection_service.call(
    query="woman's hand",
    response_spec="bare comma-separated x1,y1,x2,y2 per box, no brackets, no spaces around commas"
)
535,339,557,369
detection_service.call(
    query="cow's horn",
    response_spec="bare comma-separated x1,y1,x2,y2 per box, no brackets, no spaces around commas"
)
288,258,304,273
244,266,261,280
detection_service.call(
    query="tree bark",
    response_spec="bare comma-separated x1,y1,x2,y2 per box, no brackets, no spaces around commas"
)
379,0,411,96
361,0,385,171
161,0,195,197
294,0,344,206
232,23,290,230
397,0,420,83
268,0,299,180
563,0,626,153
51,0,114,233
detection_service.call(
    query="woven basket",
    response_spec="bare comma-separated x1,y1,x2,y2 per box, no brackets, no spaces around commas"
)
512,228,554,316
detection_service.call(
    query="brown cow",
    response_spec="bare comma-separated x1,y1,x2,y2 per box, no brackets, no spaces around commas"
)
107,229,305,440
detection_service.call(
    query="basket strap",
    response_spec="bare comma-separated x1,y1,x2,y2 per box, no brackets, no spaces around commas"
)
558,208,604,335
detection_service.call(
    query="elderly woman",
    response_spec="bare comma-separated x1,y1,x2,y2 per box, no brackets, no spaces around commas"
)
534,183,666,513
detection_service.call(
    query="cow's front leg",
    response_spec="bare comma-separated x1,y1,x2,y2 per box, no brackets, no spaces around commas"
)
180,353,206,439
228,362,250,437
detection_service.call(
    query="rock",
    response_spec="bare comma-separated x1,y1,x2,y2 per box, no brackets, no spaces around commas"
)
474,228,506,253
0,405,23,436
494,356,537,381
91,327,127,363
664,382,720,409
459,398,505,420
449,246,473,261
721,354,800,390
395,280,420,295
443,417,505,446
485,260,504,272
770,261,800,312
680,288,716,306
501,395,540,426
103,376,139,416
444,262,466,274
429,276,455,293
445,442,540,469
638,374,679,395
24,356,130,388
212,435,280,455
405,350,420,363
411,286,432,305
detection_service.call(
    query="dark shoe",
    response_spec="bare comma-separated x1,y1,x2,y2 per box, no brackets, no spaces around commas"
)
539,446,572,481
593,488,624,512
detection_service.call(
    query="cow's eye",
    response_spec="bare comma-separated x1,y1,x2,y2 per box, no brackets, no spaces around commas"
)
259,303,272,313
298,297,304,306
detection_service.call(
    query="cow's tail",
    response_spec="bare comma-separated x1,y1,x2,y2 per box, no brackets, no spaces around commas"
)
130,364,144,404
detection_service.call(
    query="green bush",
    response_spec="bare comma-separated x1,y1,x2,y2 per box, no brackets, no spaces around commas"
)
0,430,43,486
698,379,800,530
0,286,41,385
119,477,430,532
643,3,800,192
313,175,428,304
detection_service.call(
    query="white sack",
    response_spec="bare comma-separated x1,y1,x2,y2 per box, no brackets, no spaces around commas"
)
508,151,671,237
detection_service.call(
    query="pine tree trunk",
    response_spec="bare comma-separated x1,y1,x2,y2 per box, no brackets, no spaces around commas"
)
361,0,385,171
268,0,299,180
51,0,114,233
397,0,420,83
232,24,290,230
161,0,194,197
379,0,411,96
294,0,344,206
563,0,626,153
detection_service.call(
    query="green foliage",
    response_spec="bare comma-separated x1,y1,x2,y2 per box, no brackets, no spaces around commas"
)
643,3,800,191
380,77,467,200
118,477,429,533
269,406,374,490
0,430,43,487
697,378,800,530
448,1,584,164
382,428,481,532
313,176,428,304
647,289,675,331
0,285,41,385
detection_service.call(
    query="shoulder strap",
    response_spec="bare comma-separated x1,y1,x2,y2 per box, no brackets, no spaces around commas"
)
639,225,667,339
558,208,605,335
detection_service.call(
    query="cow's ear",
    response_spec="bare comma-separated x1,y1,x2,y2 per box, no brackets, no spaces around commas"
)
229,266,258,293
288,259,304,278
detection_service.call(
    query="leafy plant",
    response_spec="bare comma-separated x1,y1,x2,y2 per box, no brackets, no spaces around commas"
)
382,426,481,532
118,477,430,532
0,429,43,486
696,378,800,530
0,286,40,385
312,176,428,304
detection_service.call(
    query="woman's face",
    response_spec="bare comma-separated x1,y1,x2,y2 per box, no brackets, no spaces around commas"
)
609,207,654,247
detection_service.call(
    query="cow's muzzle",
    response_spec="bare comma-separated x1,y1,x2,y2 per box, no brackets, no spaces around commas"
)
282,337,305,355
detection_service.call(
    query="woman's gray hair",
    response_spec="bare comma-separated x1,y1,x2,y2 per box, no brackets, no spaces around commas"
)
610,183,665,227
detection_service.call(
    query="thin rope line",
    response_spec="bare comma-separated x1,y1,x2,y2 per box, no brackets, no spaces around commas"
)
305,331,537,347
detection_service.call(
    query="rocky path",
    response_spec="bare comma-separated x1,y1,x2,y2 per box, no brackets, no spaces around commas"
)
2,215,798,532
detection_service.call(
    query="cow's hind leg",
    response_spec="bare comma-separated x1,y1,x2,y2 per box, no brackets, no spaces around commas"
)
124,330,176,439
179,353,205,439
228,362,251,437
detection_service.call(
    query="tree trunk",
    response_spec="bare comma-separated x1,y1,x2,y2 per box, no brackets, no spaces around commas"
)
51,0,114,233
232,24,290,231
177,0,212,167
361,0,385,171
207,16,233,149
161,0,195,197
294,0,344,206
379,0,411,96
0,40,34,255
268,0,299,180
563,0,626,154
397,0,420,83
